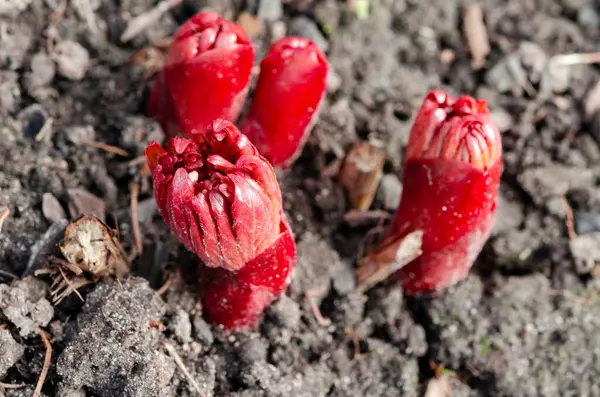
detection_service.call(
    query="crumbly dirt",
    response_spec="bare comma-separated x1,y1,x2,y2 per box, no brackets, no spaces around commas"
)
2,0,600,396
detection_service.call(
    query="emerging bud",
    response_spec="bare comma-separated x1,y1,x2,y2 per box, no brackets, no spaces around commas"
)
148,12,255,138
147,120,296,329
147,119,283,271
357,90,503,295
240,36,328,168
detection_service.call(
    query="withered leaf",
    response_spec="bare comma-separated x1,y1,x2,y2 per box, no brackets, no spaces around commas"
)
338,142,385,212
59,215,129,279
355,229,423,293
67,188,105,222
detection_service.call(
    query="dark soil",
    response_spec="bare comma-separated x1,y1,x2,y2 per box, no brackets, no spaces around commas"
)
2,0,600,396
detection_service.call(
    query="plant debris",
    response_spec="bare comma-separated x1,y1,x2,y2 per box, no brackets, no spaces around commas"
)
35,216,130,304
337,142,385,211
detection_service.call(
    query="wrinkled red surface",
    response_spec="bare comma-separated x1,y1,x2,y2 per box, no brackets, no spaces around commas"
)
146,120,296,329
240,36,328,167
146,120,285,272
148,12,254,138
199,219,296,330
381,90,503,295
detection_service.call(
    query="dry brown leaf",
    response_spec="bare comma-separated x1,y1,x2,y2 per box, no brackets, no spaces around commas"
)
355,229,423,293
338,142,385,212
462,4,490,70
42,192,67,223
67,188,105,222
60,215,129,278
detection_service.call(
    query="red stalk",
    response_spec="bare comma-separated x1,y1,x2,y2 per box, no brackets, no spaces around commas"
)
359,90,503,295
239,36,328,167
146,120,296,329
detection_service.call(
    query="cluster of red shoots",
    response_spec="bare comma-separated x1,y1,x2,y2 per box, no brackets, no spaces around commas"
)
146,11,503,330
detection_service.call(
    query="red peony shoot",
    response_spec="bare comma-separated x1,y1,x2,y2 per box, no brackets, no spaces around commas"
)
239,36,328,167
148,11,328,168
146,119,296,330
360,90,503,295
148,11,254,138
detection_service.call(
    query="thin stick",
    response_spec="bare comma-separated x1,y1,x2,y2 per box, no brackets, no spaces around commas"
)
0,207,9,233
33,330,52,397
0,269,18,279
305,288,331,327
157,277,172,296
120,0,184,42
128,155,147,167
81,138,130,157
164,343,206,397
0,382,27,389
130,182,143,255
552,52,600,66
560,195,577,240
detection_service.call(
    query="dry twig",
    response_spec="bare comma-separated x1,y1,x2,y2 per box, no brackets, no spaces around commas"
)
130,181,143,255
552,52,600,66
33,330,52,397
121,0,184,42
0,382,26,390
164,343,206,397
560,195,577,240
0,207,9,233
462,4,490,69
305,287,331,327
81,138,130,157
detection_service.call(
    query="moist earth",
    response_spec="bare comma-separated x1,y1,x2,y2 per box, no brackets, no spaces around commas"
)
2,0,600,396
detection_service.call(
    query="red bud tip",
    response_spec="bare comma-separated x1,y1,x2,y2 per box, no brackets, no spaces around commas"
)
240,36,329,168
405,90,501,171
146,120,284,271
149,12,255,138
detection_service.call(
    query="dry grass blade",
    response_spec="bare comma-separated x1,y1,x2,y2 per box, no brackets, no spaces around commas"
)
121,0,183,42
33,330,52,397
0,383,27,389
355,229,423,294
462,3,490,70
560,195,577,240
337,142,385,212
552,52,600,66
0,269,18,279
164,343,206,397
130,181,143,255
81,138,130,157
0,207,9,233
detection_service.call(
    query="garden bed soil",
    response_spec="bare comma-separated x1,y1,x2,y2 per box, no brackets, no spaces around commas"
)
2,0,600,396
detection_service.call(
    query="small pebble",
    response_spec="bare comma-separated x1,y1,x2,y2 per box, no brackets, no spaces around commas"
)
266,295,300,329
577,6,600,29
53,40,90,81
27,51,56,88
288,16,329,52
378,174,402,210
257,0,283,22
193,316,214,347
0,70,20,115
169,309,192,344
569,232,600,274
0,328,25,377
65,125,95,144
42,192,67,223
575,211,600,235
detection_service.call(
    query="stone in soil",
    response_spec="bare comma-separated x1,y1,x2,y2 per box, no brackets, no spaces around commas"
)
0,328,25,378
56,278,175,396
0,277,54,338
